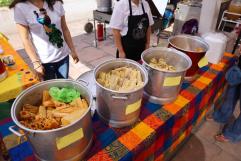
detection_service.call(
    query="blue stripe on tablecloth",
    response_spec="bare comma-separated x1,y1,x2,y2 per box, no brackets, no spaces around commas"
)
144,102,162,113
8,141,33,161
98,128,117,148
119,151,133,161
0,122,15,137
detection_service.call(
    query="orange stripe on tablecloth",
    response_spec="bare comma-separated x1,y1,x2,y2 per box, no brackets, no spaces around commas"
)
211,63,225,71
180,90,196,101
143,114,164,130
88,150,113,161
224,52,234,58
192,80,207,90
118,131,142,151
202,72,216,80
131,122,155,140
198,76,212,85
173,95,190,107
163,103,183,115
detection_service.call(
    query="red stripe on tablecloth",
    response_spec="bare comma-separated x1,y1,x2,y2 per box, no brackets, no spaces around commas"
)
0,118,12,126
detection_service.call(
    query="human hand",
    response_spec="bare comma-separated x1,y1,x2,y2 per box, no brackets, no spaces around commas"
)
33,62,44,81
71,51,79,64
119,52,126,58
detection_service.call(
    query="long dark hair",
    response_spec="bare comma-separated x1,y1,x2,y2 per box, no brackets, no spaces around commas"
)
9,0,63,10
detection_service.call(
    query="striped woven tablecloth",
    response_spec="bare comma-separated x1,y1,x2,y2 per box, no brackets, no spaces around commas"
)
0,53,235,161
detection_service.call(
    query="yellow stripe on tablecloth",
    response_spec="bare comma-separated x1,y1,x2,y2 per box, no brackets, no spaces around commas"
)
0,74,23,102
173,95,190,107
198,76,212,85
131,122,154,140
3,134,22,150
0,33,8,41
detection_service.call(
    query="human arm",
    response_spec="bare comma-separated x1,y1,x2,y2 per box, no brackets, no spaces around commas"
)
61,15,79,63
145,1,154,49
112,29,126,58
145,26,151,49
16,24,44,78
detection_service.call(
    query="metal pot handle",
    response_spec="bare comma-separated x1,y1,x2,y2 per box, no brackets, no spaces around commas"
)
78,79,89,86
111,95,128,100
9,125,25,137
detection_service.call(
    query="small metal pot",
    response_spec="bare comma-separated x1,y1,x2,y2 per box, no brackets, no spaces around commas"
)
96,0,112,12
94,59,148,128
10,79,93,161
141,47,192,104
168,35,209,77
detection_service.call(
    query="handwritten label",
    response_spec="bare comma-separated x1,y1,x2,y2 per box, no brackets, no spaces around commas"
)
198,57,208,68
163,76,182,87
126,99,142,115
56,128,84,150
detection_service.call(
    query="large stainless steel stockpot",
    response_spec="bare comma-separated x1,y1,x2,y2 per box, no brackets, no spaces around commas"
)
94,59,148,128
141,47,192,104
10,79,93,161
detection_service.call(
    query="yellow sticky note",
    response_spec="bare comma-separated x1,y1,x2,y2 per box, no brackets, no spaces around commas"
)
126,99,142,115
56,128,84,150
198,57,208,68
163,76,182,87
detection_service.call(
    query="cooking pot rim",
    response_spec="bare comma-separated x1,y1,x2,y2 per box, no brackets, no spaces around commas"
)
168,34,209,53
11,79,93,133
141,47,192,73
94,58,148,94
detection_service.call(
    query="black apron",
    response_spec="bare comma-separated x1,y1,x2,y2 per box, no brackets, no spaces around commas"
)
116,0,149,61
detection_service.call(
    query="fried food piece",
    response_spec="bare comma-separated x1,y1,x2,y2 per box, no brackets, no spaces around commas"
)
61,108,87,126
38,106,47,118
22,104,38,114
43,118,60,130
20,111,35,120
52,111,69,118
46,110,53,118
54,100,66,107
97,66,144,92
42,90,51,103
70,98,83,108
149,57,176,71
81,99,88,109
43,100,55,107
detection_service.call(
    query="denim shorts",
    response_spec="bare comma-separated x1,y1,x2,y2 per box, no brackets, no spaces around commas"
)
42,56,69,80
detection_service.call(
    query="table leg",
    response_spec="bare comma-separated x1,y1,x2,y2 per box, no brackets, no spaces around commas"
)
94,19,97,47
104,23,107,40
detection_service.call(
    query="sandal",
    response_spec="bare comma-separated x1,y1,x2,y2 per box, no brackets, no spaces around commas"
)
215,134,230,142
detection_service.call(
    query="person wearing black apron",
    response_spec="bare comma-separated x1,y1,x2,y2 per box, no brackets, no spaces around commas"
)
110,0,154,61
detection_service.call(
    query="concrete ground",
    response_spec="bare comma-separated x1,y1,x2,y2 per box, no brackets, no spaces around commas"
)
0,0,241,161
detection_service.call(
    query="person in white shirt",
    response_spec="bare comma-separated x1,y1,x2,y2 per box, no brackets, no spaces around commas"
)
10,0,79,80
110,0,154,61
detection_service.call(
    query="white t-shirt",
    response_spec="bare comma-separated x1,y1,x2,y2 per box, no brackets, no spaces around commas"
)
14,1,70,64
110,0,154,36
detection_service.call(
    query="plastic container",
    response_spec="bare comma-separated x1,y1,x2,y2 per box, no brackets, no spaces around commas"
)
202,32,227,64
